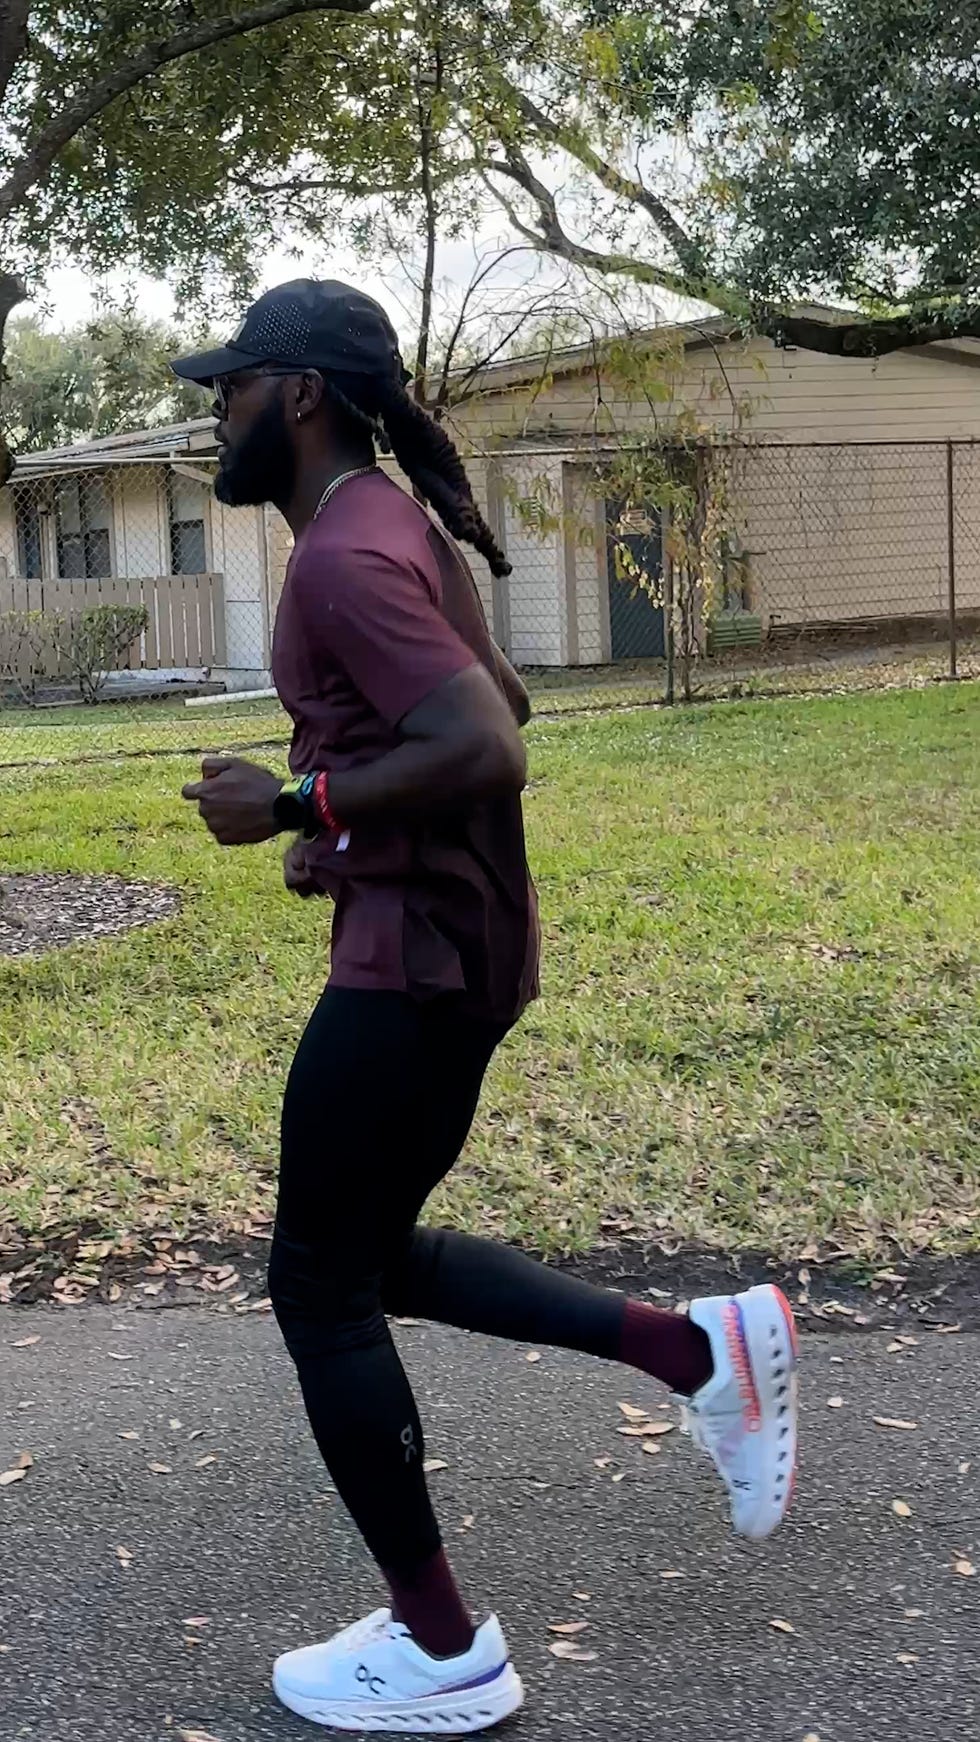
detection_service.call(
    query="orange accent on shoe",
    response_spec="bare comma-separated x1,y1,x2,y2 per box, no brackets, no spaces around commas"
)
723,1300,763,1432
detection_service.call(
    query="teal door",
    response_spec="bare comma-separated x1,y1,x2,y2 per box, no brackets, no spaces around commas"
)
606,501,665,660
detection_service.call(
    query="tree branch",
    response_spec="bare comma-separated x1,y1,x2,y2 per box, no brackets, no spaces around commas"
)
0,0,376,225
485,149,692,301
505,87,702,276
764,307,980,357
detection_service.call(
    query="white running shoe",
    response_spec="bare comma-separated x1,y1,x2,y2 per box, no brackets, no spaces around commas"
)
681,1283,798,1540
272,1608,524,1734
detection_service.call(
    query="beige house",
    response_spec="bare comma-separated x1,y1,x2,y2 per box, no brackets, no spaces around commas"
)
2,309,978,684
448,310,980,664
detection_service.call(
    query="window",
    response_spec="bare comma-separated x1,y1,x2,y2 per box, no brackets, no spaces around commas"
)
14,492,42,578
168,474,208,575
55,476,112,579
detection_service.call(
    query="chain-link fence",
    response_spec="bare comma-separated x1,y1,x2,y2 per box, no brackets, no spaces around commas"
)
0,436,978,770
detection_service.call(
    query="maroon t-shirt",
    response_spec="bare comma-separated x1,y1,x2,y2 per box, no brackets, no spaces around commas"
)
271,471,539,1024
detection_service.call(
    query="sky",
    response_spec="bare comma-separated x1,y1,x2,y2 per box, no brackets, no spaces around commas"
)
32,194,699,354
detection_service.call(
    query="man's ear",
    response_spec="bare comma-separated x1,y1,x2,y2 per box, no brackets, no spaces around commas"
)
294,369,325,422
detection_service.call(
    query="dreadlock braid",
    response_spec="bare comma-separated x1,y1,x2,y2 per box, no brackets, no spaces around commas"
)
321,370,512,580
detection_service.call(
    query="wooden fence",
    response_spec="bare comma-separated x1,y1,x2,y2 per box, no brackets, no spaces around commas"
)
0,574,227,674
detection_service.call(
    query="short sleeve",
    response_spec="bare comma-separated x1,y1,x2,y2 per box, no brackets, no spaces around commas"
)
292,544,477,727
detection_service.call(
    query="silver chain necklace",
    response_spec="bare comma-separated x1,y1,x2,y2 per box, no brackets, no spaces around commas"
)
313,463,379,521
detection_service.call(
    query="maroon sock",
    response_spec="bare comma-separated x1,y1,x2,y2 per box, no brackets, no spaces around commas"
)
620,1298,714,1395
385,1547,475,1660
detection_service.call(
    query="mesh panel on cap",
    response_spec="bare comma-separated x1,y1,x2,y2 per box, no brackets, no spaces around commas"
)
246,301,312,356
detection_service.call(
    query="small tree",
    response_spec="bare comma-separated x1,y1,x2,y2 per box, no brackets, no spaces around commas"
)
50,604,149,705
0,608,57,706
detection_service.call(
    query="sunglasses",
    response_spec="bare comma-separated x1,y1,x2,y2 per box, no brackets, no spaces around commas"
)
212,365,320,417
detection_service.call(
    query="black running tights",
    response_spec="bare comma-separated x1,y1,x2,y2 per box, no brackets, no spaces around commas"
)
268,987,628,1580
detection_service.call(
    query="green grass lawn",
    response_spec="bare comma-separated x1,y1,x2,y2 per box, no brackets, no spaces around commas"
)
1,681,979,1263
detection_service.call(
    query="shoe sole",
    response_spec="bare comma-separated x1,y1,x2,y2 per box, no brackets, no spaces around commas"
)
273,1661,525,1733
733,1283,799,1539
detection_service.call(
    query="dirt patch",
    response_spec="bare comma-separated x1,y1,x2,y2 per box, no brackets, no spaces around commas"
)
0,873,180,957
0,1223,977,1332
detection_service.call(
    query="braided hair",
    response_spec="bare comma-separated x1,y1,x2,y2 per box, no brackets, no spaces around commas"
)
319,371,512,579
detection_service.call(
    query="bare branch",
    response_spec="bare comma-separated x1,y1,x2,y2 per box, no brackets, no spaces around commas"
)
485,150,693,301
505,87,701,275
0,0,377,225
764,307,980,357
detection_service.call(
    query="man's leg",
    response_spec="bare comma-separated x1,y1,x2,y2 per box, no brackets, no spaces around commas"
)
382,1226,713,1394
269,986,496,1660
380,1002,798,1544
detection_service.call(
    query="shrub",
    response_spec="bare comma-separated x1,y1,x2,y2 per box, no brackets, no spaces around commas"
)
0,609,58,706
50,603,149,704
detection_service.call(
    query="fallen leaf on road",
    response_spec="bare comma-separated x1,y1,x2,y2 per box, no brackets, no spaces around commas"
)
827,1396,843,1409
959,1462,971,1475
593,1457,612,1469
461,1515,475,1530
891,1500,913,1518
194,1455,218,1469
642,1441,661,1455
182,1617,210,1629
936,1324,962,1334
886,1342,904,1354
106,1352,132,1362
572,1592,591,1602
873,1418,919,1431
392,1318,421,1328
770,1619,796,1635
659,1570,684,1580
423,1460,448,1474
548,1640,597,1662
547,1621,590,1635
178,1731,223,1742
11,1337,40,1348
0,1645,9,1653
953,1560,976,1577
611,1472,626,1483
802,1733,822,1741
618,1403,648,1422
148,1462,173,1475
903,1608,925,1619
896,1653,919,1666
525,1352,541,1364
639,1421,674,1437
0,1452,32,1487
617,1425,654,1438
169,1419,183,1431
119,1431,140,1441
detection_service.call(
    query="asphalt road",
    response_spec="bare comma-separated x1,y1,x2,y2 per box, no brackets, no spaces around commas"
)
1,1307,978,1742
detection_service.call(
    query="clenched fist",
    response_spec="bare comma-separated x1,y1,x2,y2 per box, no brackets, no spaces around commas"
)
182,756,283,846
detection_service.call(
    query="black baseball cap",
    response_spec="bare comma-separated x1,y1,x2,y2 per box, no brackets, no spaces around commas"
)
171,278,409,386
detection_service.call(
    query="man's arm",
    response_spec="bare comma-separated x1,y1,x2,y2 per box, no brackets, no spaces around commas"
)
182,664,525,846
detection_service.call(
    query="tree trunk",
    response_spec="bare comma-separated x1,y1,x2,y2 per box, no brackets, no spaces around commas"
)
0,270,27,484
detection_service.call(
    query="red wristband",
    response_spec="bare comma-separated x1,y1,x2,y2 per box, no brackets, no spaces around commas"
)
312,770,343,833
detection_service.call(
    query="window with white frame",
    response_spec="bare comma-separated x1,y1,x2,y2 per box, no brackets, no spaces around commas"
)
168,474,208,575
55,475,112,579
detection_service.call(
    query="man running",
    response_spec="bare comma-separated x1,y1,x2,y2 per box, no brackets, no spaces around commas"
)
175,280,798,1736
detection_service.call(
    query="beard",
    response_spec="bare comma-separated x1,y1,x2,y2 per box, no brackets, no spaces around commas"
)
214,395,297,507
